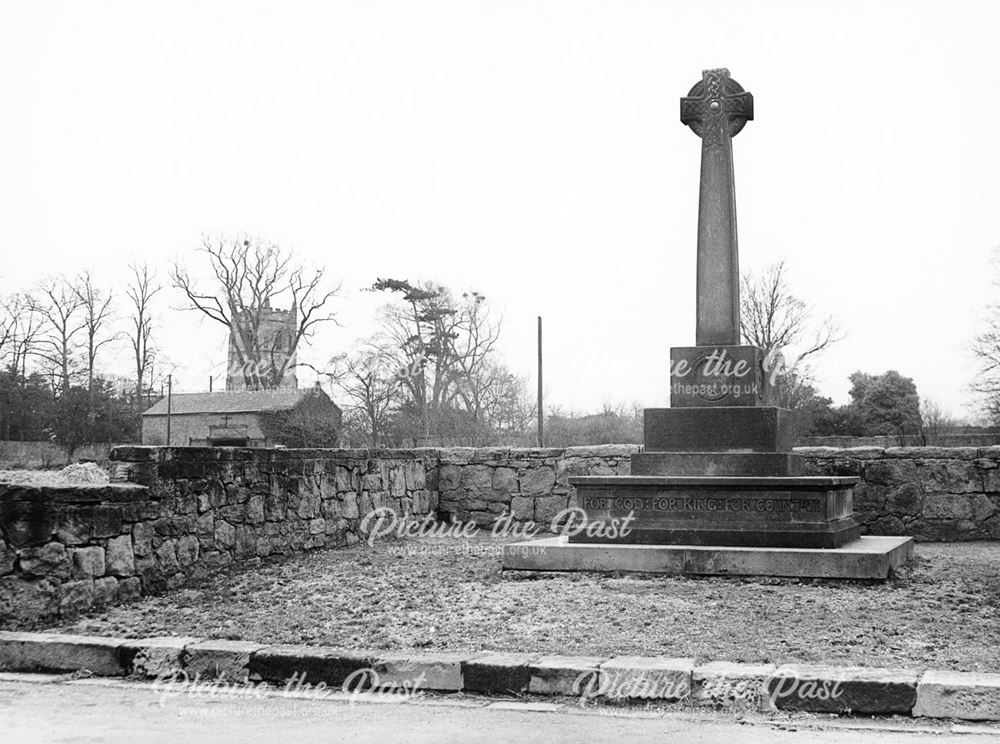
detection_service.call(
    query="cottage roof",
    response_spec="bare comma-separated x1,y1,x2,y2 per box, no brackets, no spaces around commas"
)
142,388,327,416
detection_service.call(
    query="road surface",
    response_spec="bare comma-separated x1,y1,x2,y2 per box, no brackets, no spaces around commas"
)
1,673,997,743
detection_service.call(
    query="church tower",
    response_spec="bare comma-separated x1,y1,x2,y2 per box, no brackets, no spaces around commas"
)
225,299,298,391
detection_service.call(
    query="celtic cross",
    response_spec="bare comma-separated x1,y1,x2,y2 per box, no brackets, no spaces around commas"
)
680,68,753,347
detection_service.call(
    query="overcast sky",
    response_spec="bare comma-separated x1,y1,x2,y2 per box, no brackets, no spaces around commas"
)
2,1,999,419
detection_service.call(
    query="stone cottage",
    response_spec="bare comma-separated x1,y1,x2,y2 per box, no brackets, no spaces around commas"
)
141,387,341,447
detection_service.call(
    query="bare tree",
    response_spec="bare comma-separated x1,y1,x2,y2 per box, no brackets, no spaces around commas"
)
0,293,43,377
740,260,843,406
920,399,961,445
324,341,403,447
33,277,87,394
73,271,115,394
972,248,1000,421
741,260,843,366
125,263,162,409
172,235,341,390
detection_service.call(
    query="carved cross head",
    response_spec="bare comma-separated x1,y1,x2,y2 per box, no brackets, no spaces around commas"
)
680,68,753,140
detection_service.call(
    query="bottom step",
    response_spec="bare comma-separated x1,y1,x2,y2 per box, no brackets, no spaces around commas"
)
501,535,914,580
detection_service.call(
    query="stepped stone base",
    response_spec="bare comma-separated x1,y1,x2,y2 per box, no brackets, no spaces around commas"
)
631,452,804,477
501,535,914,580
569,475,861,548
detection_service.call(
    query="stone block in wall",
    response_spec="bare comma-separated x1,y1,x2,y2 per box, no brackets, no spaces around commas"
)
388,466,406,497
89,505,124,540
155,539,180,573
865,515,906,536
70,546,106,579
234,526,257,560
333,466,354,492
922,493,974,521
118,576,142,602
510,496,533,521
132,523,154,557
412,490,430,515
54,506,94,546
341,492,359,519
320,497,342,520
195,512,213,538
152,516,197,538
371,491,389,510
535,495,570,526
59,579,95,615
918,461,982,494
981,467,1000,493
886,446,979,460
461,465,493,492
0,540,15,575
972,494,999,522
264,490,287,521
885,483,924,516
246,494,265,524
403,460,426,490
360,471,383,491
134,556,166,594
0,499,58,549
19,542,71,580
173,494,198,515
492,467,518,493
438,464,462,491
200,551,232,574
864,459,919,486
106,535,135,577
0,576,59,623
520,467,556,496
852,482,888,515
479,488,511,504
175,535,200,568
93,576,119,606
358,491,374,514
297,482,321,519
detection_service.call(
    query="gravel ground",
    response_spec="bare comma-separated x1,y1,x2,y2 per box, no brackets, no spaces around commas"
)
40,536,1000,672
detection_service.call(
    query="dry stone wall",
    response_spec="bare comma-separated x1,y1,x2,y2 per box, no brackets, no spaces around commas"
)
800,446,1000,541
1,446,439,625
3,444,999,626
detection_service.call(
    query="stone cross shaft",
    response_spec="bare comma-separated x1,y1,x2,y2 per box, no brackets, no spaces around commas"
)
680,68,753,347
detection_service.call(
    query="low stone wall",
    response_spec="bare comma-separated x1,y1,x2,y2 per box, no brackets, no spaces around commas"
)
800,446,1000,541
3,444,999,625
1,447,439,625
436,445,638,526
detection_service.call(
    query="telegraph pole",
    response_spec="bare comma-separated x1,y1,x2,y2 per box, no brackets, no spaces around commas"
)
537,316,543,447
166,374,173,446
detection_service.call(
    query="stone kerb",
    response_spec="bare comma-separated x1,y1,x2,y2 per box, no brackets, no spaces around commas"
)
4,630,1000,721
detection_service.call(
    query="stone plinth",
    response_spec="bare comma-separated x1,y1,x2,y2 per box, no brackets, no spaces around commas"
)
644,407,796,452
631,452,804,477
569,475,861,548
501,536,914,580
670,345,769,407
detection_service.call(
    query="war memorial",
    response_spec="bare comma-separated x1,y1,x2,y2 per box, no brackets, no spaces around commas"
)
502,69,914,579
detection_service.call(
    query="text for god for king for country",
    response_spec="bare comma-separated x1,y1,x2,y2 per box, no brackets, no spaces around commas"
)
582,496,821,513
